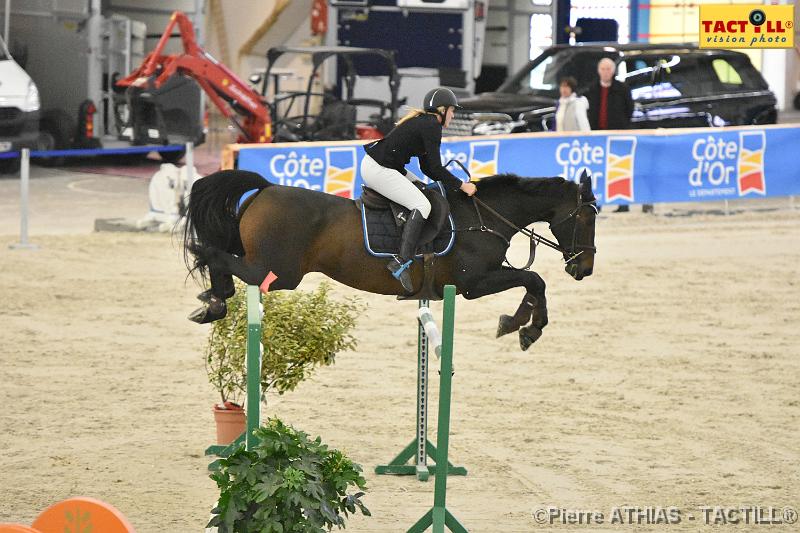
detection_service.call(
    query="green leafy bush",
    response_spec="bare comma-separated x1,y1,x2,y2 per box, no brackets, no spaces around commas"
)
206,281,360,405
208,418,370,532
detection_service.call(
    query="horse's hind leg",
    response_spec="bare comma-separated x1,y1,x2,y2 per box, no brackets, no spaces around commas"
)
188,249,249,324
189,267,237,323
188,274,231,324
189,245,305,323
197,271,235,303
223,254,303,291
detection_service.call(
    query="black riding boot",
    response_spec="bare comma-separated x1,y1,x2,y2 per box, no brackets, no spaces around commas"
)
387,209,425,292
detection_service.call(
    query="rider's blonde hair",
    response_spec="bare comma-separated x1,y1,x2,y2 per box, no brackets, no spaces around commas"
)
396,106,448,126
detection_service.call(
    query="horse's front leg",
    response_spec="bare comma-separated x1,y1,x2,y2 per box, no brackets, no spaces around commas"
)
518,294,548,351
460,267,547,350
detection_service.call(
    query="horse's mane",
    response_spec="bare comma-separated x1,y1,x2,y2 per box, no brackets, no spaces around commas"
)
475,174,576,197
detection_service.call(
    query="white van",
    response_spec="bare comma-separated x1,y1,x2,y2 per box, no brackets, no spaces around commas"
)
0,34,40,172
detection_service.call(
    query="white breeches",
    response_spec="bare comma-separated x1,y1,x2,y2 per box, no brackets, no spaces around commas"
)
360,154,431,219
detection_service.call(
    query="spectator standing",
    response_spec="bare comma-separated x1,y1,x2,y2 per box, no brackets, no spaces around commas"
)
584,57,633,130
555,77,590,132
583,58,650,213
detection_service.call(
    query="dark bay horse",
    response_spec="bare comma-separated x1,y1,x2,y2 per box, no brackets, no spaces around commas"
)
183,169,597,350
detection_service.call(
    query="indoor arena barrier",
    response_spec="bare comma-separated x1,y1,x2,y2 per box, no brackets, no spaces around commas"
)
7,144,189,250
231,124,800,207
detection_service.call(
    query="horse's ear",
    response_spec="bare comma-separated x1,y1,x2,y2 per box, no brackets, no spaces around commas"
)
579,170,595,202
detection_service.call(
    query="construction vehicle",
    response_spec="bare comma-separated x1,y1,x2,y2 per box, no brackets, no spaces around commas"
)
116,11,272,145
118,11,403,147
3,1,204,163
260,45,401,143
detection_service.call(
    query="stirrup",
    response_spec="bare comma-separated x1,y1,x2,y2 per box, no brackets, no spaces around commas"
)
389,257,413,279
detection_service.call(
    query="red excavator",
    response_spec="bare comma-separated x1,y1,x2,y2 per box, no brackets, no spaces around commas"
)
116,11,272,144
116,10,401,146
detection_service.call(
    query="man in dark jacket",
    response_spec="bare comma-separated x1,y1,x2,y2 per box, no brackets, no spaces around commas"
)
584,58,649,212
583,57,634,130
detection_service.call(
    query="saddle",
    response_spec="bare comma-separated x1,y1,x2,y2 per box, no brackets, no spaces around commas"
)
356,182,456,300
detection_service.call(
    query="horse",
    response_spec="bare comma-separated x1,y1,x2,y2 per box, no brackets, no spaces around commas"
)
183,169,597,350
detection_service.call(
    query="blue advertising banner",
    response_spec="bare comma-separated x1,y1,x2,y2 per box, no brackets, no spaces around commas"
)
236,124,800,205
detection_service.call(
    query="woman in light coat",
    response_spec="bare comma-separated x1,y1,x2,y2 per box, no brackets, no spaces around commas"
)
555,76,590,132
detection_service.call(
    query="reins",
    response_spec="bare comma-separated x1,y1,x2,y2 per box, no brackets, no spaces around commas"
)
466,195,563,270
445,160,596,271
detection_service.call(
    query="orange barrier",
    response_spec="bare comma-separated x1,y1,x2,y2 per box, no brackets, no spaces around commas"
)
0,526,41,533
1,497,134,533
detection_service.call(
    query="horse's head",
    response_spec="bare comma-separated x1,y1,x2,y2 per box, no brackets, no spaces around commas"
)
548,171,597,280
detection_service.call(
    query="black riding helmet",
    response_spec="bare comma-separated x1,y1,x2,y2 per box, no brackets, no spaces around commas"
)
423,87,461,113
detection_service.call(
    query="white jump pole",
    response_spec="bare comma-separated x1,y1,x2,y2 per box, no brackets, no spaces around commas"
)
10,148,37,250
418,306,443,359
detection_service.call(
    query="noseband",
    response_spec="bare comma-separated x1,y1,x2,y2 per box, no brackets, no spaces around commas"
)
549,198,599,263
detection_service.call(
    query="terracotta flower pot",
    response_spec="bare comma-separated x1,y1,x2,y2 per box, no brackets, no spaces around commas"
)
213,402,246,445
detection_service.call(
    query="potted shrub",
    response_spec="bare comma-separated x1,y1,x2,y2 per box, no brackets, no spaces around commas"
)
206,281,360,444
208,418,370,532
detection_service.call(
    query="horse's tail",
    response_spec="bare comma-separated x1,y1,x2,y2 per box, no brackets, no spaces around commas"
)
183,169,270,281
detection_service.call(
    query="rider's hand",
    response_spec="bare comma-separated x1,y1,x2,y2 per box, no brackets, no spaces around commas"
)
460,182,477,196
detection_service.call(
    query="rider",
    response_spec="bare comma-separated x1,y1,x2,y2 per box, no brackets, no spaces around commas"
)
361,87,477,292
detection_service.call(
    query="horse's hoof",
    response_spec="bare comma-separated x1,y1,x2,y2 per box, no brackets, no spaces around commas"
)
519,325,542,351
497,314,519,338
188,306,211,323
187,302,228,324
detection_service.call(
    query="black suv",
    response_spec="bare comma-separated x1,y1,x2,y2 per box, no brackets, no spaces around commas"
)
447,43,777,136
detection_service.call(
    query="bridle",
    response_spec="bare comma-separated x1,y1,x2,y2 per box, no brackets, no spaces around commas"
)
466,194,597,271
549,196,599,261
447,161,597,271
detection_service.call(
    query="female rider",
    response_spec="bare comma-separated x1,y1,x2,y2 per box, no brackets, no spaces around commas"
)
361,87,477,292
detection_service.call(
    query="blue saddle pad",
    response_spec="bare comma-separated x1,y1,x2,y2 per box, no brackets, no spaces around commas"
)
359,182,455,258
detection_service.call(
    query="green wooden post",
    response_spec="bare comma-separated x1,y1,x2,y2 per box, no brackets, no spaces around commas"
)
205,285,262,468
407,285,468,533
245,285,262,450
